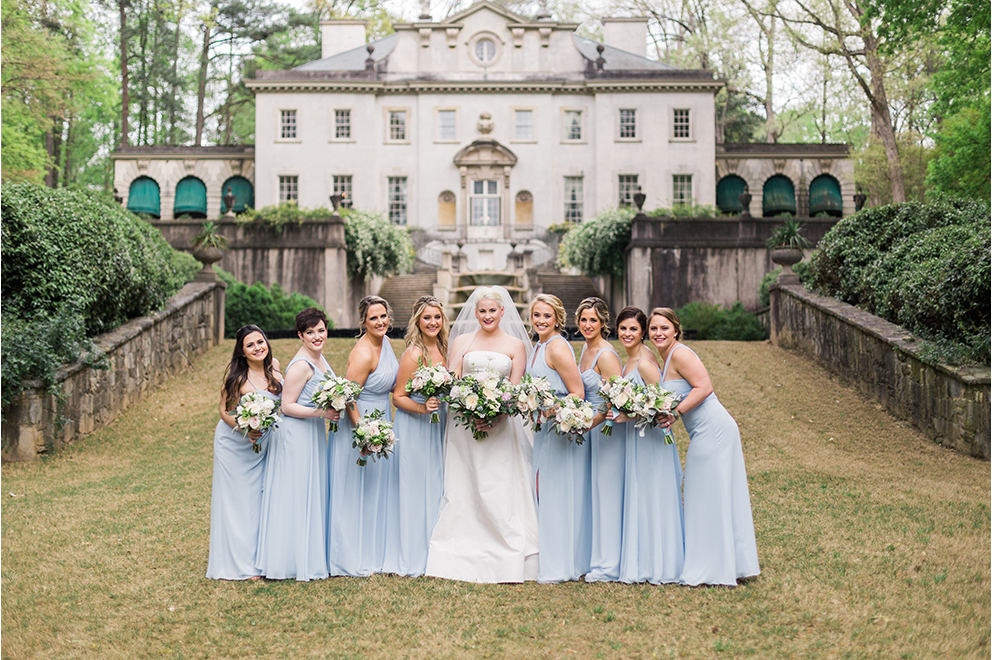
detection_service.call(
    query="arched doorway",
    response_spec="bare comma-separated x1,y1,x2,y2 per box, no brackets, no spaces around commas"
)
127,176,161,218
221,176,254,214
174,176,207,218
762,175,796,216
809,174,843,217
716,175,747,214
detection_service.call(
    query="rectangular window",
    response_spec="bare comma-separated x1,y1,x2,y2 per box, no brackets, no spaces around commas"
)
334,109,351,139
470,179,500,226
673,174,693,206
673,108,691,139
438,110,456,141
564,176,583,223
388,176,407,224
619,109,637,139
389,111,407,141
618,174,639,207
279,175,298,203
564,110,582,141
332,175,353,208
280,109,297,139
515,109,533,140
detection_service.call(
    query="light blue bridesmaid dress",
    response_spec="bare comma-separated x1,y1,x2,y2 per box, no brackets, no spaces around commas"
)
255,357,330,581
619,358,685,585
327,339,399,576
206,381,274,580
663,344,760,586
579,344,625,583
528,335,592,583
392,354,446,577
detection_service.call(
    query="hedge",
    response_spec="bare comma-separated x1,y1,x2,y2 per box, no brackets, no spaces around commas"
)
216,269,326,338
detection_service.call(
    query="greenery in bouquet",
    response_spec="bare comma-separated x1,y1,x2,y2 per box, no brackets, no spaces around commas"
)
405,360,454,424
511,374,557,431
351,408,396,467
311,372,362,433
633,384,685,444
449,369,515,441
597,376,647,436
550,396,596,444
231,391,281,453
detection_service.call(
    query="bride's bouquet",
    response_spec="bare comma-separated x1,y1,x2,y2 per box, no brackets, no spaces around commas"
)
511,374,557,431
351,409,396,466
231,392,281,453
632,384,685,443
598,376,646,436
550,395,596,444
405,360,454,424
312,372,363,433
449,369,516,441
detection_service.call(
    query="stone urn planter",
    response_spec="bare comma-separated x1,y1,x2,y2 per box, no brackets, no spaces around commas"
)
767,218,811,285
190,221,229,282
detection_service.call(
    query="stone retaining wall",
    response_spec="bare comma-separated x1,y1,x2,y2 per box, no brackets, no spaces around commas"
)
770,283,990,459
1,282,225,462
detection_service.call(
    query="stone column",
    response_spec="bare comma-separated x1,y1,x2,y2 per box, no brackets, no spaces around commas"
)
323,212,353,327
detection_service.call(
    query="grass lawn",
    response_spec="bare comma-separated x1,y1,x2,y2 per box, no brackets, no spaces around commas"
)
2,338,989,659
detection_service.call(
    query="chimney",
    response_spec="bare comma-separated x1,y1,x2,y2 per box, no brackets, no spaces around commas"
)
320,20,367,59
602,17,648,59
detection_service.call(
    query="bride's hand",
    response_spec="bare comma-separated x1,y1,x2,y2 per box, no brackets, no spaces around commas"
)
425,397,440,413
321,409,341,422
607,409,629,424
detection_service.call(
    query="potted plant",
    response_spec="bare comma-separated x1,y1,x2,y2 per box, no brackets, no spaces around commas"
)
766,217,811,275
190,220,228,280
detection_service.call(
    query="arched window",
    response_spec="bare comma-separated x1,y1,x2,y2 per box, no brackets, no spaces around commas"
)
762,175,796,217
515,190,533,227
438,190,456,227
221,176,254,214
174,176,207,218
716,175,747,214
809,174,843,217
127,176,160,218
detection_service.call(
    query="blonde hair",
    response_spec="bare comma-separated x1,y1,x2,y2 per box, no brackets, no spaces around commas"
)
649,307,684,341
475,287,505,308
357,295,393,337
405,295,449,360
575,297,611,339
529,293,566,331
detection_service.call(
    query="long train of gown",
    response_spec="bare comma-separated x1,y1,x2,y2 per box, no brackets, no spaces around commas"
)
529,336,592,583
663,344,760,586
255,358,330,581
327,339,400,576
425,350,539,583
206,414,271,580
619,360,685,585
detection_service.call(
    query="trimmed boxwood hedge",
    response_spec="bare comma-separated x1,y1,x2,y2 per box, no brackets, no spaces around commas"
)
216,268,327,338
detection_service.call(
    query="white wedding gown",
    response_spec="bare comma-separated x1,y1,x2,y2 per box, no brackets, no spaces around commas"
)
425,350,540,583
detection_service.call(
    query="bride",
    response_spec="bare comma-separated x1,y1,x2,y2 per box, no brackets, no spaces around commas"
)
424,286,539,583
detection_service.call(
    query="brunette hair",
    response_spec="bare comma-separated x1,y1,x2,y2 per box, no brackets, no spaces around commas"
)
222,324,282,411
575,297,611,339
649,307,684,341
615,306,648,340
295,307,328,335
405,295,450,361
529,293,566,334
357,295,393,337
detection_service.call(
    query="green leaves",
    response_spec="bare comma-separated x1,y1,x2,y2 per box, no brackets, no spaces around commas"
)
556,207,635,280
342,208,414,281
218,269,325,338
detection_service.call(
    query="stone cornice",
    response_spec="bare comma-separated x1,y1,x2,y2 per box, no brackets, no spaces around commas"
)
245,78,723,94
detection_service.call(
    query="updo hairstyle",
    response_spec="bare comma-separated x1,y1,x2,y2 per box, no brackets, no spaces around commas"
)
575,297,611,339
358,295,393,336
529,293,566,332
615,306,648,340
649,307,684,341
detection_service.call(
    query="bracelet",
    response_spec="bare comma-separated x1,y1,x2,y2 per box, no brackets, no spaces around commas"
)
419,403,426,415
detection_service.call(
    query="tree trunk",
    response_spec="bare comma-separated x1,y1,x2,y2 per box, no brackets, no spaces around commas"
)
51,117,63,188
194,22,209,146
764,15,776,143
44,127,54,187
169,0,183,145
863,33,907,202
119,0,129,147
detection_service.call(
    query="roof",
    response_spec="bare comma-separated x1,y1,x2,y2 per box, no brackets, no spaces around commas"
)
572,34,677,71
294,33,398,72
111,145,254,159
717,143,850,157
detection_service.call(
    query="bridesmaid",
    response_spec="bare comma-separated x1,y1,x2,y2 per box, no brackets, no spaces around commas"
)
207,325,282,580
648,307,760,586
255,308,337,581
608,307,684,585
328,295,400,576
392,295,449,577
573,298,623,582
527,294,590,583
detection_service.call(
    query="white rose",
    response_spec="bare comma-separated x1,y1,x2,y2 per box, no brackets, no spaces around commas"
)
331,396,346,410
465,393,479,410
615,392,629,408
431,371,448,386
248,416,261,429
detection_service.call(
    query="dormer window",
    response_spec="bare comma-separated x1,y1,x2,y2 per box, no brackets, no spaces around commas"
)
475,38,496,62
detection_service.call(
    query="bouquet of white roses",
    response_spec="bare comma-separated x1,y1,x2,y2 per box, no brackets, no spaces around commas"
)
312,372,363,433
231,391,281,453
550,395,596,444
351,408,396,466
449,369,516,441
511,374,557,431
632,383,685,443
597,376,647,436
405,359,454,424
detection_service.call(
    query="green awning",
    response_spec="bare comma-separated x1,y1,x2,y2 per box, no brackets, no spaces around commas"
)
716,175,747,213
221,176,254,214
763,175,796,216
809,175,843,217
174,176,207,218
126,177,160,217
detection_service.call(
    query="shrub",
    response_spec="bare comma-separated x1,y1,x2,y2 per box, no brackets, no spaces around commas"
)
217,269,327,338
237,202,333,232
647,203,719,218
342,208,414,280
757,261,811,308
675,302,767,341
807,197,990,365
557,207,635,279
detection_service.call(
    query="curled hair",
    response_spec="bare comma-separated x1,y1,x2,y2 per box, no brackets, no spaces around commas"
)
296,307,328,335
223,324,282,411
529,294,566,334
575,297,611,339
649,307,684,341
358,295,393,337
405,295,449,361
615,306,648,340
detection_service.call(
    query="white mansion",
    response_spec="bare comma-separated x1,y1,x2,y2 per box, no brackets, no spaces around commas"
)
113,0,854,271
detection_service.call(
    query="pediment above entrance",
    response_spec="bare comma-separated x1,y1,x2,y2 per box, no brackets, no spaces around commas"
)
453,139,517,168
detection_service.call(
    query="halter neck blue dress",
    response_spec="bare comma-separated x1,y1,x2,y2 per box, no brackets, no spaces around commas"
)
528,335,592,583
663,344,760,586
327,339,400,576
579,344,625,583
255,357,330,581
206,378,275,580
619,358,685,585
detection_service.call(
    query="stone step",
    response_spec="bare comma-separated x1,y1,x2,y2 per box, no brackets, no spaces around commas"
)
536,275,603,324
377,273,439,326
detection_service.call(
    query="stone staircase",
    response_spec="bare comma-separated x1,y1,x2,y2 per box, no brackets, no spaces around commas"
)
377,270,439,327
535,273,602,325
